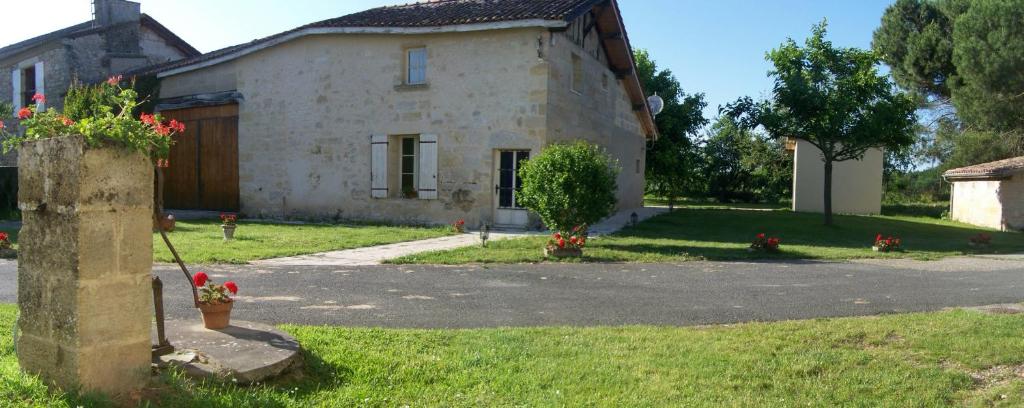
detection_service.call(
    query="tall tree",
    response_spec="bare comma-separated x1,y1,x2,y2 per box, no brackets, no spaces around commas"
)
700,116,793,203
725,22,918,225
634,49,708,209
873,0,1024,164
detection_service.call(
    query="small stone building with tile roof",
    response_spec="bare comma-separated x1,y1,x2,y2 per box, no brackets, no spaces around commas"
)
136,0,657,228
943,156,1024,231
0,0,199,166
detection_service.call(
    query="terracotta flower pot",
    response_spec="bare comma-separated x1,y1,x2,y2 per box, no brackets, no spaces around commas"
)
544,247,583,258
222,224,236,241
198,301,234,329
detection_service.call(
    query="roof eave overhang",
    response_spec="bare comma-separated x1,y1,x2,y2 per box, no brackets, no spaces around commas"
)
156,19,568,78
563,0,658,140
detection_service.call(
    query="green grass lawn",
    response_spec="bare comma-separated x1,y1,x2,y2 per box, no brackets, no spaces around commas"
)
154,220,454,264
3,305,1023,406
389,208,1024,264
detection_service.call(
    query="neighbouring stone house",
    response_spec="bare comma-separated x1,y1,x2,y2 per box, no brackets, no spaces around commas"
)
133,0,658,228
0,0,199,167
943,156,1024,231
788,139,884,215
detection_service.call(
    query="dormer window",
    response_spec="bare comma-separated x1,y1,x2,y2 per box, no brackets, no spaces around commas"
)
406,47,427,85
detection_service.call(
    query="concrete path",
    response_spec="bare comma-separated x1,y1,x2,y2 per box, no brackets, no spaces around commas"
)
2,256,1019,328
253,206,669,266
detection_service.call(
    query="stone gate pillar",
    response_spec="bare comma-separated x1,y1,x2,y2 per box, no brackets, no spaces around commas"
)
17,136,153,394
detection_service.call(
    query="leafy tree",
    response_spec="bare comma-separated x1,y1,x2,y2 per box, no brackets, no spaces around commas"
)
725,22,918,225
517,142,619,234
634,49,708,209
873,0,1024,165
701,117,792,203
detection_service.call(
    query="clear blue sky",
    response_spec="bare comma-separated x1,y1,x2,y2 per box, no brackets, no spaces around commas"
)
4,0,895,118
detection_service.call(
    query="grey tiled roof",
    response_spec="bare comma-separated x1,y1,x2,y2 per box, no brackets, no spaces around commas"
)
128,0,599,76
944,156,1024,180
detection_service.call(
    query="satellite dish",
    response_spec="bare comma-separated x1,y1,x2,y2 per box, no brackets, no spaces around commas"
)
647,94,665,117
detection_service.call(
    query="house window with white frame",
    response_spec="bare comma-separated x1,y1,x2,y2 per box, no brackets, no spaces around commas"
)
21,65,37,107
406,47,427,85
571,53,583,93
400,136,418,197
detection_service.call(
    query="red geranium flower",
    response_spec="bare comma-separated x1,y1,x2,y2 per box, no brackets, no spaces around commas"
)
193,271,209,287
224,281,238,295
60,116,74,126
553,232,562,240
140,113,156,125
0,232,8,242
106,75,123,86
0,121,5,130
31,94,45,104
557,238,566,248
757,233,766,240
17,108,32,120
876,234,883,243
169,119,185,133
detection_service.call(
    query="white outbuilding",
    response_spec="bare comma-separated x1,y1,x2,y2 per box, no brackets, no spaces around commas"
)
943,157,1024,231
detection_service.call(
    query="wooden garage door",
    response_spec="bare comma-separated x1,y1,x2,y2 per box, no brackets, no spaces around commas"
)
160,105,239,211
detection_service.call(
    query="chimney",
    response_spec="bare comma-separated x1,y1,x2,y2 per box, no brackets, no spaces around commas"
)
92,0,141,27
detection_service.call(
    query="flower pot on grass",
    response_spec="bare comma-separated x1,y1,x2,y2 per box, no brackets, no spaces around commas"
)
198,301,234,330
220,213,238,241
544,246,583,258
221,225,236,240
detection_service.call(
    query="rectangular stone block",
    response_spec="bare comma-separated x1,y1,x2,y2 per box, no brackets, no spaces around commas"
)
17,136,154,396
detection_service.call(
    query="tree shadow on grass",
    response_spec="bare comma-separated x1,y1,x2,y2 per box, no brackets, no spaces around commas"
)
606,208,1024,260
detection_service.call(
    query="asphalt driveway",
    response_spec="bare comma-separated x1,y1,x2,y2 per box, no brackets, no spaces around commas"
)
0,256,1021,328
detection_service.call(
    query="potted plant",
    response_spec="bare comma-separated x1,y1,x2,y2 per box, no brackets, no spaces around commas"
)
749,233,781,253
544,226,587,258
453,219,466,233
968,233,992,248
0,232,15,259
872,234,902,252
220,213,238,240
193,271,239,330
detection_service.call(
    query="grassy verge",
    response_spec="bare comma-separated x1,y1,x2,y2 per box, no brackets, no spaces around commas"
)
154,220,454,264
2,304,1023,406
389,208,1024,264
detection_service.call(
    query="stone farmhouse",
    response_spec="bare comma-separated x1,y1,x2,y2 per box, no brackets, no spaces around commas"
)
133,0,657,228
1,0,198,121
944,156,1024,231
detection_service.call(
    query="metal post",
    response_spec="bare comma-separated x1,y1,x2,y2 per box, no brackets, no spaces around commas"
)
151,276,174,357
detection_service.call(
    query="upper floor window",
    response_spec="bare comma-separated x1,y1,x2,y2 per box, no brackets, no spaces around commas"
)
406,47,427,85
21,66,36,107
12,61,44,110
571,54,583,94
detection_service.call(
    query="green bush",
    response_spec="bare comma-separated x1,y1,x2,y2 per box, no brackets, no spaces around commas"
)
517,141,619,233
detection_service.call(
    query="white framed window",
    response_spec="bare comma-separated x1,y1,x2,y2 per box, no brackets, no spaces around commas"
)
400,136,419,197
571,53,583,94
11,61,44,111
406,47,427,85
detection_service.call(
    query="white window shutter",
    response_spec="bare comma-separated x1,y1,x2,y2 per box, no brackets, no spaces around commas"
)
418,134,438,200
11,69,20,110
33,62,44,111
370,134,389,198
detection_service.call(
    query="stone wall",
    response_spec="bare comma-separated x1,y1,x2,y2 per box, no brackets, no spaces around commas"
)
1000,175,1024,231
544,32,647,210
792,140,884,215
950,179,1004,230
161,29,548,226
17,135,153,394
